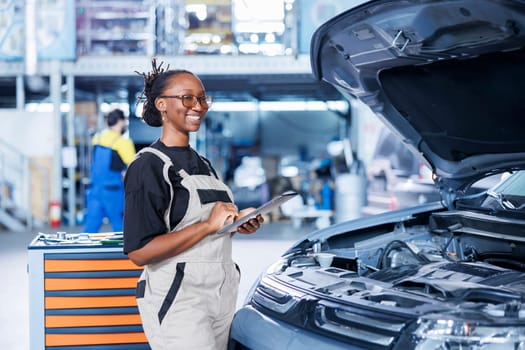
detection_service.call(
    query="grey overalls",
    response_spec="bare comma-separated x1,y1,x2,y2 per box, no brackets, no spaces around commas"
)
135,147,239,350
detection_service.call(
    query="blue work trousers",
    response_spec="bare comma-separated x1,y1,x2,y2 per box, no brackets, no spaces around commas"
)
83,185,124,233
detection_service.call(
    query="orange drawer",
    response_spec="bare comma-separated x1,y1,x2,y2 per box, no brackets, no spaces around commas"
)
46,313,142,328
46,331,147,346
45,259,141,272
45,295,137,309
45,277,139,291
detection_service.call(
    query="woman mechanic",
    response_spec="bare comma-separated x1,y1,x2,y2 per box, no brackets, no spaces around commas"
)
123,58,264,350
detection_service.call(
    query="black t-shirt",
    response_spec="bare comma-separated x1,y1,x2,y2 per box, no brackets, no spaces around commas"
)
123,140,217,254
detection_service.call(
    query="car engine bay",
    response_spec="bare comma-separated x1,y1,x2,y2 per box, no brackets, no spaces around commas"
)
242,209,525,349
263,209,525,318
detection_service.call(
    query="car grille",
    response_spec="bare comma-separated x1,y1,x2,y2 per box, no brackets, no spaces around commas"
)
314,302,407,349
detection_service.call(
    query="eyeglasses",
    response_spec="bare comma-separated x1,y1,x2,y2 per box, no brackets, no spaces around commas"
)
160,95,213,108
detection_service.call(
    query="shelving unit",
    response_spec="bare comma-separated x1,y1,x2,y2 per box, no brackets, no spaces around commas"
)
76,0,155,56
0,54,313,76
184,0,235,54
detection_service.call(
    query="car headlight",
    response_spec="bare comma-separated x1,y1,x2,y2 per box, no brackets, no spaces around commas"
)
413,316,525,350
265,258,288,275
251,275,302,314
241,258,288,307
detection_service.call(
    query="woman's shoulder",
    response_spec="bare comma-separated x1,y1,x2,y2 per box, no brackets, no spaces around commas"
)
125,151,167,192
128,146,166,175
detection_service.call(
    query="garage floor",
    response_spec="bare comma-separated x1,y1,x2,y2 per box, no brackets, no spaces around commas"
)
0,220,312,350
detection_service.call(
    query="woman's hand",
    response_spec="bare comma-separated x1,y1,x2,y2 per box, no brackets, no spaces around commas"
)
235,208,264,235
207,201,239,233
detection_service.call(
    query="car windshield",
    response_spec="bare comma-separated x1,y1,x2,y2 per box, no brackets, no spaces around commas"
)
483,171,525,211
454,171,525,216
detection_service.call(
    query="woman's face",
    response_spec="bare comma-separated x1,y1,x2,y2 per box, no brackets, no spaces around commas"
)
157,72,208,135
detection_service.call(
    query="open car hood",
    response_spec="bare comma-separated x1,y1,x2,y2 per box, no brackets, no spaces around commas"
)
311,0,525,194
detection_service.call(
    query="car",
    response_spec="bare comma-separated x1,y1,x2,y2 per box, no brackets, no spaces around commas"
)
228,0,525,349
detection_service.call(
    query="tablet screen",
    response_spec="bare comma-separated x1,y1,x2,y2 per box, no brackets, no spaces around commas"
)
216,191,299,235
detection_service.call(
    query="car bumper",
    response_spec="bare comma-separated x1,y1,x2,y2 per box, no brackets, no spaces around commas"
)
228,305,366,350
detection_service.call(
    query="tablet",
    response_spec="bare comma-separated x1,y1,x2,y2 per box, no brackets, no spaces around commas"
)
216,191,299,235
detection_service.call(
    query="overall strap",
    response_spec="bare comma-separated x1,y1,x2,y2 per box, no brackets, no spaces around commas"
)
136,147,175,231
196,153,219,179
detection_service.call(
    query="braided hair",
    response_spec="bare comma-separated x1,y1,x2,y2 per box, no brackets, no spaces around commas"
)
135,58,194,127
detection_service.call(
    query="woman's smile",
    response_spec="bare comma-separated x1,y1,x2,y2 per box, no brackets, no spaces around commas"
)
186,114,202,125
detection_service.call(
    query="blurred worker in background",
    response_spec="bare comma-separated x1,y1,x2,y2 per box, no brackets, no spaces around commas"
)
83,108,136,233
